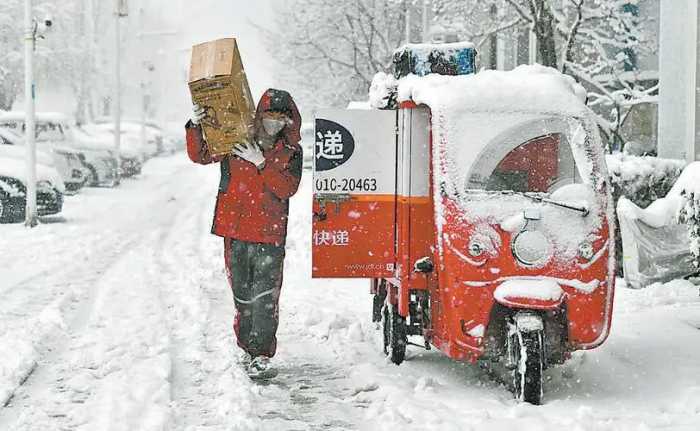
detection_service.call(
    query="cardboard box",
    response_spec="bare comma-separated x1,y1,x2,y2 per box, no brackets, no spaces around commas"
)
189,38,255,157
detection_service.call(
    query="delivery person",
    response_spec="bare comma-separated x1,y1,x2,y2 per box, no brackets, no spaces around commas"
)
185,89,303,379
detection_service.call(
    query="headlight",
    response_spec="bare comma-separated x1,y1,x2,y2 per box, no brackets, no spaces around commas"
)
578,241,594,261
512,230,551,267
468,240,485,257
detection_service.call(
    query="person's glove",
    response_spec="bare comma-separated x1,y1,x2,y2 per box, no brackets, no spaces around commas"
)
232,142,266,169
191,104,206,125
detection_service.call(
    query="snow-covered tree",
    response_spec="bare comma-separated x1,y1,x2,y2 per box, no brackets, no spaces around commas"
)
0,0,23,110
0,0,103,120
273,0,658,153
432,0,657,153
268,0,412,111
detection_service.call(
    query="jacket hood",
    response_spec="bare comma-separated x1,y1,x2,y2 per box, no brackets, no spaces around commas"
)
255,89,302,146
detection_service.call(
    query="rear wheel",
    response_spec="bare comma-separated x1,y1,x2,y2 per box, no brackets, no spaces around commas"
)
509,324,544,405
382,301,407,365
372,280,387,323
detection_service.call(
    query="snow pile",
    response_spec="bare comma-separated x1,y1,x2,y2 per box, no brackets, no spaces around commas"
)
0,296,68,407
369,72,398,110
397,64,587,115
494,279,564,302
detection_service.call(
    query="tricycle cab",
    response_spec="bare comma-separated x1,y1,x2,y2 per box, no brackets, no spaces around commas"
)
312,65,616,404
428,111,615,363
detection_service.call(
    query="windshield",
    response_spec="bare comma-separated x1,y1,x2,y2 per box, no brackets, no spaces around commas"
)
466,133,582,194
0,120,67,142
35,122,66,142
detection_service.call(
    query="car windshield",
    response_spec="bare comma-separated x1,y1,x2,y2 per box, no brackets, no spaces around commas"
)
465,133,583,194
35,122,66,142
0,120,66,142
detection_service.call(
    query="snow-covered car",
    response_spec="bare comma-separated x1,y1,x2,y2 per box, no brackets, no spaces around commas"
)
0,155,64,223
88,119,163,158
0,126,86,194
0,112,118,188
79,125,144,177
0,133,56,168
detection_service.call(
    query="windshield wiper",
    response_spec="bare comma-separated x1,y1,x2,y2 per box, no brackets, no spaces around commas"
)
474,190,591,217
521,192,589,217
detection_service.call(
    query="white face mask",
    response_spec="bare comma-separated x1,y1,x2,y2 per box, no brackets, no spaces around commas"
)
262,118,286,136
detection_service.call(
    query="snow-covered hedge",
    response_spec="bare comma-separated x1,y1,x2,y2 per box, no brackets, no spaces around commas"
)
678,192,700,268
606,153,687,272
675,164,700,269
606,154,686,208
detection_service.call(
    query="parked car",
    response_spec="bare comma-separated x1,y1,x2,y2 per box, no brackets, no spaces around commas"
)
0,154,64,223
0,126,86,194
0,112,119,188
79,125,144,177
89,119,162,158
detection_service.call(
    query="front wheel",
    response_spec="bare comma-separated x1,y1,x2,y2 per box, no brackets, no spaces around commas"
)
382,302,407,365
508,314,545,405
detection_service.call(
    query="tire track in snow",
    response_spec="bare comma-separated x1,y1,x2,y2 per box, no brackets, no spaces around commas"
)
153,174,264,430
0,158,208,429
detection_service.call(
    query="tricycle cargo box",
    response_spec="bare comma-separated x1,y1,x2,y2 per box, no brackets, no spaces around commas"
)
188,38,255,157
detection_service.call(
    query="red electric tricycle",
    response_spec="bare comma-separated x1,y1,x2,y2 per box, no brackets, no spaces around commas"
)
312,62,615,405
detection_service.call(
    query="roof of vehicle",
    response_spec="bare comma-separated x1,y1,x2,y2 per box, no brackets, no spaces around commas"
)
0,155,65,192
92,118,163,133
391,65,599,182
395,64,588,116
346,101,371,110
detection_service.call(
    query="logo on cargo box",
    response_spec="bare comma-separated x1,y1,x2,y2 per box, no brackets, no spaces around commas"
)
315,119,355,171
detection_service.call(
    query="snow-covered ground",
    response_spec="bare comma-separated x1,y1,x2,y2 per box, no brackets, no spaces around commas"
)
1,154,699,430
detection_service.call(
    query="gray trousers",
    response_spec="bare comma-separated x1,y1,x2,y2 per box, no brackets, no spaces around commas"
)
224,238,285,358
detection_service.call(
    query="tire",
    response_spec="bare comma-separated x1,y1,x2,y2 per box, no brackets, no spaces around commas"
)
0,194,24,223
382,301,407,365
511,329,544,405
372,281,387,323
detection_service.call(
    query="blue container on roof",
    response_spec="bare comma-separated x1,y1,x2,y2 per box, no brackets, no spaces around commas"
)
393,42,477,79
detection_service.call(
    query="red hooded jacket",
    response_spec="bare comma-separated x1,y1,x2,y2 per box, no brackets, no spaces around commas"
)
186,89,303,245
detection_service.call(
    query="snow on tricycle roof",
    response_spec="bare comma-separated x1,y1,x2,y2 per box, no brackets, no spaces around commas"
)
389,65,598,187
397,64,587,116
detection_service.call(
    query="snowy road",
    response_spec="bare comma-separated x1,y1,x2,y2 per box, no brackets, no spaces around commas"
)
1,154,700,430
